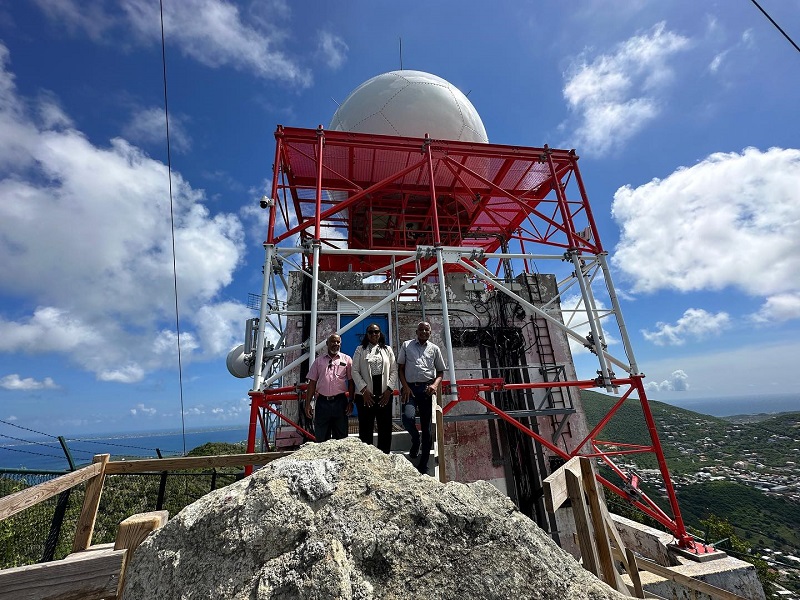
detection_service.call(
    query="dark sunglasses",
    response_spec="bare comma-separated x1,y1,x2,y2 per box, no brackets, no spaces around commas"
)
366,330,380,334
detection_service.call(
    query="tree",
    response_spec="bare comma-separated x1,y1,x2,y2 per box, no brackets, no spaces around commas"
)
699,515,778,599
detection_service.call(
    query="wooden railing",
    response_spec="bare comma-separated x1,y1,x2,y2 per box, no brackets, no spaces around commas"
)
0,451,291,600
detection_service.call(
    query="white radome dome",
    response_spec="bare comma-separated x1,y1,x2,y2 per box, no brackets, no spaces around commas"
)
329,70,488,143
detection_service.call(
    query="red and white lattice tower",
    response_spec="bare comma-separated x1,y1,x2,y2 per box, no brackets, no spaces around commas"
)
231,70,704,551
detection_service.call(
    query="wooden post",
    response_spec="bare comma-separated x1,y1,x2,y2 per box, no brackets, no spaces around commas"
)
565,468,600,576
72,454,110,552
579,458,629,593
625,547,645,599
114,510,169,599
435,403,446,482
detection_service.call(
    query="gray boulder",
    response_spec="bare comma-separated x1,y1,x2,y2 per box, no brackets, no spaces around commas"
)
123,437,627,599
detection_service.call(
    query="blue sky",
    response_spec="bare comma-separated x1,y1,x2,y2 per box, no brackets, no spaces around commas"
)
0,0,799,438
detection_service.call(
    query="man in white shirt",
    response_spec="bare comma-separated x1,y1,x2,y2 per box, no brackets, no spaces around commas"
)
397,321,446,474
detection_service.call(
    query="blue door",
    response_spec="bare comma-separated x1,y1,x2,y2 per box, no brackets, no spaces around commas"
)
339,313,391,356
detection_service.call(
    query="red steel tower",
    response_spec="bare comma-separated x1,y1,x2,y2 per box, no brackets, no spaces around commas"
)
231,122,711,551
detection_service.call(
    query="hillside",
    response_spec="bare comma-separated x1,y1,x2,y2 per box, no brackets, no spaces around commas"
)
579,389,800,557
580,389,800,472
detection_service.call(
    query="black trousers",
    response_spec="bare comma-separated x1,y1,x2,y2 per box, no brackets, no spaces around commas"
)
314,394,348,442
354,374,393,454
402,381,433,471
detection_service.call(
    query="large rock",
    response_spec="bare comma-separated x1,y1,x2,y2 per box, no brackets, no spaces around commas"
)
123,438,627,599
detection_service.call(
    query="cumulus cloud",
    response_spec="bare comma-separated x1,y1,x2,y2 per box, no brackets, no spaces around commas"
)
751,293,800,324
0,374,59,391
33,0,311,85
181,398,248,421
130,402,157,416
642,308,730,346
0,43,248,382
644,369,690,394
561,22,690,154
612,147,800,324
123,107,191,154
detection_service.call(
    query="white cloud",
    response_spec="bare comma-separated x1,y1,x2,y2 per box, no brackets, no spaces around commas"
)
644,369,689,394
0,43,247,382
37,92,74,130
317,32,348,70
708,52,726,73
751,293,800,324
562,22,690,154
612,148,800,318
33,0,117,42
194,301,253,356
122,0,311,86
100,365,146,384
642,308,731,346
123,107,191,154
0,307,102,353
0,374,59,391
130,402,157,416
33,0,310,86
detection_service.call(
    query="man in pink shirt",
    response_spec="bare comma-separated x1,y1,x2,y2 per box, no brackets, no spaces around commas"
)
304,333,354,441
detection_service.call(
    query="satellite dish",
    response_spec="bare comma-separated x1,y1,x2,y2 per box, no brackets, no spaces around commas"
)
226,344,253,378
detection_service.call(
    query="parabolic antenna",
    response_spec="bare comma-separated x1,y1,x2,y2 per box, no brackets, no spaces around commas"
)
330,70,488,142
226,344,253,379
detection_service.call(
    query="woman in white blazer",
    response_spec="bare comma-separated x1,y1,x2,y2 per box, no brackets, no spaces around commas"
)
352,323,398,453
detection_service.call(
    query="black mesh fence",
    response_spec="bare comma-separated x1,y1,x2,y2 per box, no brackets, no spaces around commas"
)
0,468,242,569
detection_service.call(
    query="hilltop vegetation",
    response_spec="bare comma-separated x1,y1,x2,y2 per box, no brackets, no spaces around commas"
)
580,389,800,472
580,390,800,555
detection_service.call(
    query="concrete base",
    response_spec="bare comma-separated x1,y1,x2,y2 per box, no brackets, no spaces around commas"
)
611,514,765,600
630,555,765,600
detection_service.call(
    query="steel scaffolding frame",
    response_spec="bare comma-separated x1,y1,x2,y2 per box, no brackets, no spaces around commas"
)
242,125,704,549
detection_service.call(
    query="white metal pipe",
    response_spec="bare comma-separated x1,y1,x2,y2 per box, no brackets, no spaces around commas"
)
435,247,459,400
457,258,630,373
263,262,439,387
252,244,275,392
335,263,439,340
308,241,321,379
568,251,615,388
361,255,418,278
280,255,365,311
597,252,641,376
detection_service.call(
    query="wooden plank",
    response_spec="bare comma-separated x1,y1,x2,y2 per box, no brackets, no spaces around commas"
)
114,510,168,553
542,456,582,513
104,451,293,474
0,546,125,600
73,454,110,552
565,468,600,577
578,458,629,593
632,555,749,600
0,462,102,522
115,511,168,599
435,404,447,483
626,547,645,599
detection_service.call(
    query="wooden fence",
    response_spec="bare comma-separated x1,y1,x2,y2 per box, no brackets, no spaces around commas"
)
0,451,290,600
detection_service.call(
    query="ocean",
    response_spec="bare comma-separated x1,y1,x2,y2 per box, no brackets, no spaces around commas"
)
657,393,800,417
0,426,250,472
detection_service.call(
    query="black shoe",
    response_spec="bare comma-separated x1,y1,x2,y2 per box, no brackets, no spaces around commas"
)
417,463,428,474
409,443,419,459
